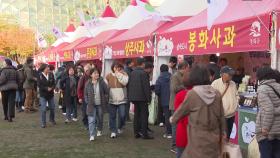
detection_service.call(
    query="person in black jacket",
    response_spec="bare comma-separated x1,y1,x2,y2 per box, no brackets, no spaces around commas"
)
60,65,79,123
0,59,19,122
37,64,56,128
155,64,172,139
207,54,220,82
128,58,153,139
16,64,25,112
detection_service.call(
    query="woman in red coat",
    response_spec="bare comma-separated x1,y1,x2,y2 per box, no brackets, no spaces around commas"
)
174,88,191,158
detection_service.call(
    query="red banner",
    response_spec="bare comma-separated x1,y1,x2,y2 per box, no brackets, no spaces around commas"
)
105,37,154,59
57,51,74,62
74,45,103,61
157,14,270,56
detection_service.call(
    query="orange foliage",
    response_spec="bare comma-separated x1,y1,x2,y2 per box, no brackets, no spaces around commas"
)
0,21,37,61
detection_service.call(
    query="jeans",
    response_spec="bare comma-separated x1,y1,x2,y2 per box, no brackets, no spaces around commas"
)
40,97,55,126
109,104,126,133
163,107,172,135
226,116,235,139
66,96,77,120
171,110,177,148
1,90,16,118
157,98,164,124
15,90,24,102
88,112,97,137
133,101,149,136
82,101,88,128
95,105,103,131
258,139,280,158
177,147,185,158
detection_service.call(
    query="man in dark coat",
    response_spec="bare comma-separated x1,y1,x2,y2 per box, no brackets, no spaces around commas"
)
207,54,220,82
128,58,153,139
23,57,38,112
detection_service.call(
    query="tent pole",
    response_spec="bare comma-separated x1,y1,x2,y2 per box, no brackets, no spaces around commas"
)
152,33,158,85
270,12,278,70
101,43,106,78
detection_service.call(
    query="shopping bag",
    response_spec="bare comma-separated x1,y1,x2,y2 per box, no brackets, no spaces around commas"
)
248,137,260,158
148,93,158,125
129,103,135,115
222,142,242,158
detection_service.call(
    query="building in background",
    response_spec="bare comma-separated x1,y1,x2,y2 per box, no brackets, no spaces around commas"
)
0,0,130,33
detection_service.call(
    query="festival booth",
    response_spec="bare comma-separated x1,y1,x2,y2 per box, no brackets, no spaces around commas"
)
154,0,207,77
157,0,280,150
101,0,156,77
57,37,90,63
46,42,70,67
74,29,127,71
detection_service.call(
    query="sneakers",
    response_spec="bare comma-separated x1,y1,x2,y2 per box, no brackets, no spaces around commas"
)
72,118,78,122
58,105,62,109
117,129,123,134
163,134,172,139
62,113,66,116
159,123,164,127
110,133,117,138
65,119,70,124
97,131,102,137
89,136,95,141
170,147,177,154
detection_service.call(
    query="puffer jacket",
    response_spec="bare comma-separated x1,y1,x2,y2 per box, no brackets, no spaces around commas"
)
0,66,18,91
155,71,171,107
84,78,109,116
256,79,280,142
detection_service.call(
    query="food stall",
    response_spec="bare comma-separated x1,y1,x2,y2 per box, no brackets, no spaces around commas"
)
156,0,280,149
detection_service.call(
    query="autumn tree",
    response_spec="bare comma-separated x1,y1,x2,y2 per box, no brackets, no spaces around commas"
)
0,14,37,63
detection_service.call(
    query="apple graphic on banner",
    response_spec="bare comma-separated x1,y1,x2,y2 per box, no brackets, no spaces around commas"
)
241,117,256,144
230,123,237,139
74,51,80,62
104,45,113,59
157,36,173,56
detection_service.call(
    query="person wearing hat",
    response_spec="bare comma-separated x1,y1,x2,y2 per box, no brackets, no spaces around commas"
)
0,59,19,122
37,63,56,128
211,66,239,140
23,57,38,112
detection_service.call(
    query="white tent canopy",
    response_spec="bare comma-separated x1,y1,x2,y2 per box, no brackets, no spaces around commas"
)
156,0,207,17
69,17,117,42
51,32,74,47
51,17,116,46
111,5,147,30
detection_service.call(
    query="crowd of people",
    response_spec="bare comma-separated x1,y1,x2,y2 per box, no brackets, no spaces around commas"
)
1,55,280,158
